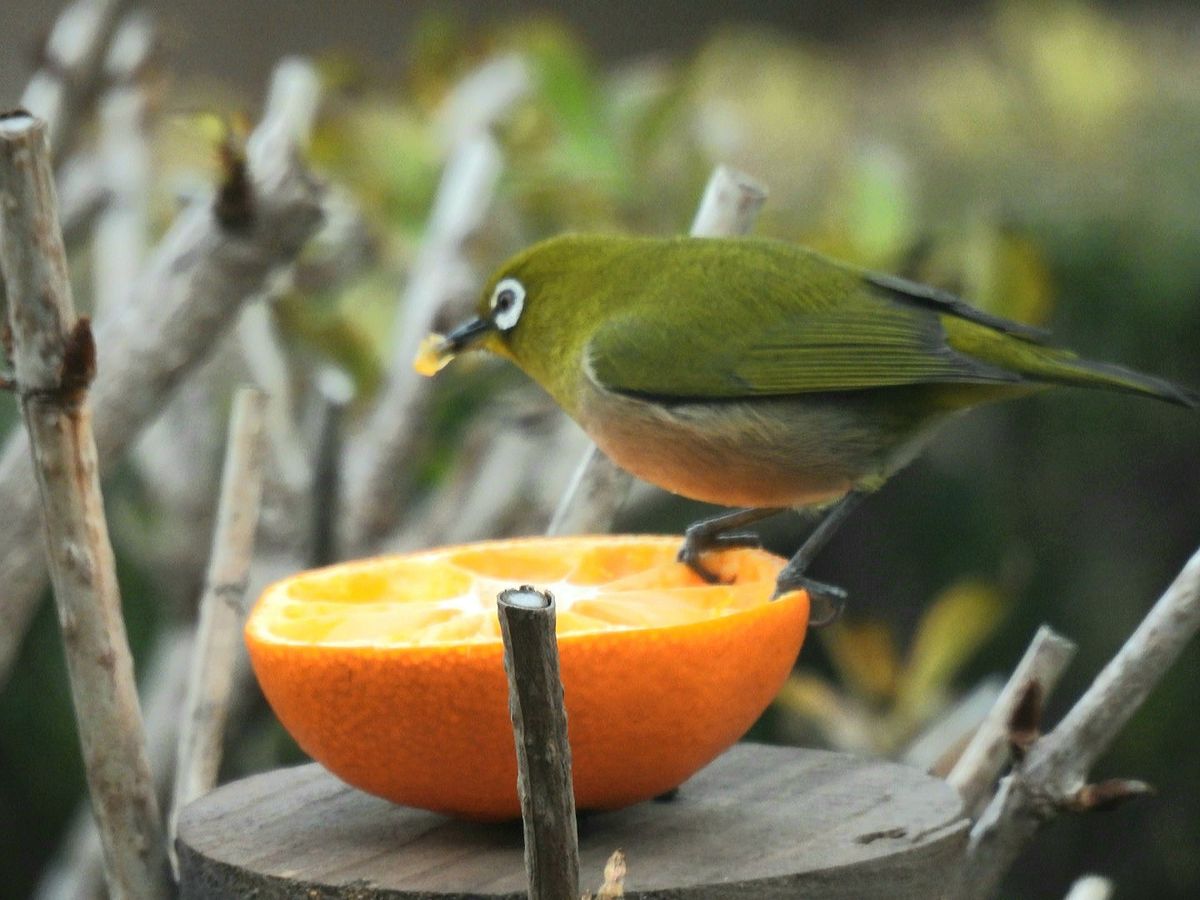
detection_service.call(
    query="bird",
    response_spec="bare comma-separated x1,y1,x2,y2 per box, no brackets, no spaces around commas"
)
420,234,1198,623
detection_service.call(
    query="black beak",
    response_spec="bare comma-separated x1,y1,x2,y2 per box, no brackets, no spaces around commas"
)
442,316,494,353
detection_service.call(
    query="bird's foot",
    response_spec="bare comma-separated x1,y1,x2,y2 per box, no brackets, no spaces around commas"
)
678,530,763,584
772,573,847,627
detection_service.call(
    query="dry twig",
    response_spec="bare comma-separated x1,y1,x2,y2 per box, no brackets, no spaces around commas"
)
33,627,193,900
168,388,267,871
952,547,1200,897
0,110,170,900
0,57,325,686
20,0,132,164
342,132,504,552
546,165,768,535
310,367,356,565
946,625,1077,816
90,10,155,318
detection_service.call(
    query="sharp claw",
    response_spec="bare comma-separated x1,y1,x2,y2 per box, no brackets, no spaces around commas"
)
772,575,848,627
808,592,846,628
678,531,763,585
681,554,724,584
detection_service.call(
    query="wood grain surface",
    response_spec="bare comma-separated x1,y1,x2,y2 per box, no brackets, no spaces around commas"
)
178,743,967,898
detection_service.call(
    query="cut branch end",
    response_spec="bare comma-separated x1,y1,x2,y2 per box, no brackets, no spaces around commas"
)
1064,778,1155,814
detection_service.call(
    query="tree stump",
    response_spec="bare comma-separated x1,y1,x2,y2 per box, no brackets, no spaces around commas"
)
177,743,966,898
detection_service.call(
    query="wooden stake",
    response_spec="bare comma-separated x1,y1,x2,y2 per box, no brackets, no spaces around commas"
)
946,625,1077,815
168,387,268,871
0,110,170,900
497,586,580,900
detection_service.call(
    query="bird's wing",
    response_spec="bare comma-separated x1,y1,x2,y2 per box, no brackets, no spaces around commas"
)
585,274,1025,400
862,270,1050,344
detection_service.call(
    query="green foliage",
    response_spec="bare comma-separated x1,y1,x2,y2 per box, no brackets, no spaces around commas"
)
4,3,1200,897
777,579,1006,755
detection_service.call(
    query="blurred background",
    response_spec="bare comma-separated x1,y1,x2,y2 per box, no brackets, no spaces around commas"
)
2,1,1199,897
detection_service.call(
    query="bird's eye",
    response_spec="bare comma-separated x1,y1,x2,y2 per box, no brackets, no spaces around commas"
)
489,277,525,331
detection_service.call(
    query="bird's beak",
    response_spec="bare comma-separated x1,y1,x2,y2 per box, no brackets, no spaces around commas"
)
413,316,495,377
442,316,494,353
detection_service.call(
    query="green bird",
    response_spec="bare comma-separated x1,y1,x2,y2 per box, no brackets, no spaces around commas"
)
425,234,1197,621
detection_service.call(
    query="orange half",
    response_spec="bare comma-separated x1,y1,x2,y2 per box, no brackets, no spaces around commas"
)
245,535,809,820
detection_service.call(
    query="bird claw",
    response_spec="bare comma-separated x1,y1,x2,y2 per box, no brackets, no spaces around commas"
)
773,574,847,627
678,531,763,584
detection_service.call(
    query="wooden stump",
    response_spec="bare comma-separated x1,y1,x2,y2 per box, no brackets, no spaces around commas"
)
177,743,967,899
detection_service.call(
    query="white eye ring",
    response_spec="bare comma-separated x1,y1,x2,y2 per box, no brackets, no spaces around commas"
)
489,277,525,331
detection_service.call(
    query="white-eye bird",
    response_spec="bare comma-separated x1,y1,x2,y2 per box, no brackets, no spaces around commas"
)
424,234,1198,622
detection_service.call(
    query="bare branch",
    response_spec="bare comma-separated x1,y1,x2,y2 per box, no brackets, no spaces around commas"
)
385,396,587,551
434,53,532,150
0,58,325,687
0,111,170,900
547,165,767,535
20,0,132,164
56,152,109,244
90,11,155,317
1035,550,1200,780
236,302,310,490
954,546,1200,897
1061,778,1154,813
946,625,1077,815
342,132,504,553
168,388,267,872
33,627,193,900
688,164,770,238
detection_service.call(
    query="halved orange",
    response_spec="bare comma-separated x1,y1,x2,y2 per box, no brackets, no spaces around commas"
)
245,535,809,821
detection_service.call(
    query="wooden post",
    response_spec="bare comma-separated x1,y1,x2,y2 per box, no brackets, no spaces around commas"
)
497,587,580,900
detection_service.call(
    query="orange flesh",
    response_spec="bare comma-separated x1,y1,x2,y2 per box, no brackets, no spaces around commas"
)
246,535,809,820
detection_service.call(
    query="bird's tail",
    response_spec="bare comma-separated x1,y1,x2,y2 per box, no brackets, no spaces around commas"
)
1024,350,1199,409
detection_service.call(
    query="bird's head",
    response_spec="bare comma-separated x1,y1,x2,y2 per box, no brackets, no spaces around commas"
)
417,234,631,386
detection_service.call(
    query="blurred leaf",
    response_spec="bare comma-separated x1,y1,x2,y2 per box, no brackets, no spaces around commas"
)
311,99,441,230
774,673,875,753
274,282,388,399
405,13,489,111
819,618,902,704
894,579,1006,720
685,29,846,195
807,146,918,270
997,0,1143,134
498,20,628,230
961,222,1056,327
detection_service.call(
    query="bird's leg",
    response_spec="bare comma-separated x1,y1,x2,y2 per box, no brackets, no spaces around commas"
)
774,490,869,625
678,507,784,584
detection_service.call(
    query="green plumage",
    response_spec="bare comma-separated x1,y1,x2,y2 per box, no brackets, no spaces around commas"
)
436,232,1197,601
483,234,1196,415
